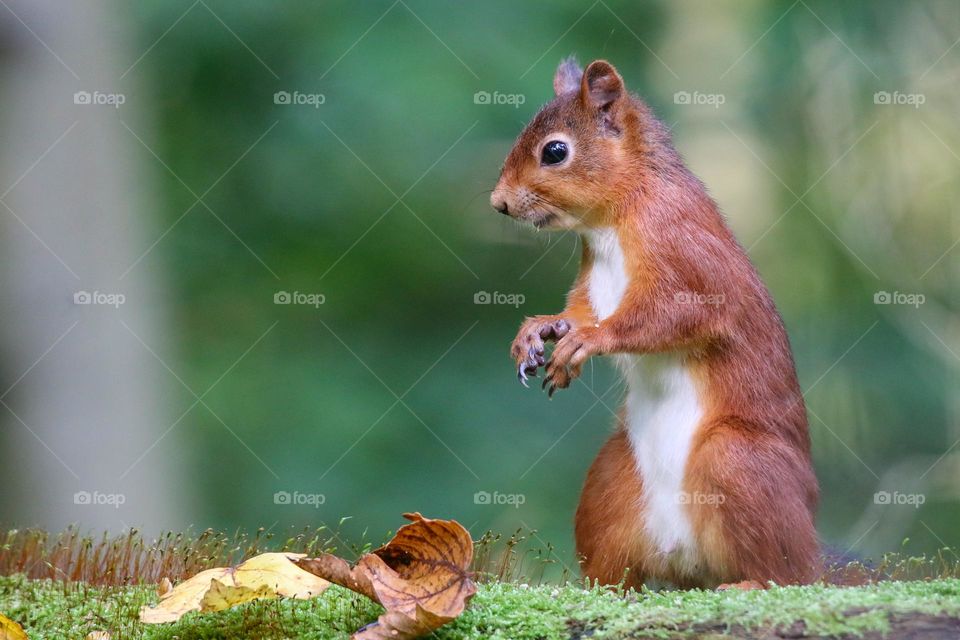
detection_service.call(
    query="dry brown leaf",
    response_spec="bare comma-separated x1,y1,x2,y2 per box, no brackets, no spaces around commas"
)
296,513,475,640
139,552,331,623
0,614,28,640
84,632,111,640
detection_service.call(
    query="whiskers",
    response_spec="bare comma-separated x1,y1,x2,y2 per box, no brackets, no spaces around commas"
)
523,180,567,214
497,184,573,228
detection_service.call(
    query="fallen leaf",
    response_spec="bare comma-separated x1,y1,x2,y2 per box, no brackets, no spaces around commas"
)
140,552,331,623
140,567,230,623
0,614,28,640
230,551,333,599
297,513,475,640
84,632,111,640
199,578,275,612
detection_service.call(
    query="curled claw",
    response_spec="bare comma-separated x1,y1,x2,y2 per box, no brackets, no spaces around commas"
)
543,358,570,397
517,346,542,388
518,363,529,387
543,370,558,397
518,359,539,388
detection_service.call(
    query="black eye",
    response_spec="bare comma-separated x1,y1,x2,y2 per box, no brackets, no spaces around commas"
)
541,140,568,165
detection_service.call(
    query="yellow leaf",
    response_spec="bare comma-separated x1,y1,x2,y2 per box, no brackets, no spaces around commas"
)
140,568,231,623
233,551,332,599
199,579,275,612
0,614,28,640
140,552,331,624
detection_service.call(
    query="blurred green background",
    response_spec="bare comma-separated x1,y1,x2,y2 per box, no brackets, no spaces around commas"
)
2,0,958,573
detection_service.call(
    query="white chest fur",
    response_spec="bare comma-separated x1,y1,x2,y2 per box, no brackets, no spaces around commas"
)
585,228,628,322
584,228,703,564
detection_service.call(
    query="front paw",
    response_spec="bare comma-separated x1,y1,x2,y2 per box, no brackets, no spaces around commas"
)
544,328,600,397
510,316,571,386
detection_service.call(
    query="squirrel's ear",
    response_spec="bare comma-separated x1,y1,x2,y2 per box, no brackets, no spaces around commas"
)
580,60,624,111
553,56,583,96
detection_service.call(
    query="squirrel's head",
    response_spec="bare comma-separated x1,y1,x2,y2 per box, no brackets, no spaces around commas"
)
490,58,646,230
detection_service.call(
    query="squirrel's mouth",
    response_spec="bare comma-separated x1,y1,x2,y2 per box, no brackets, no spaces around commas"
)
530,211,558,229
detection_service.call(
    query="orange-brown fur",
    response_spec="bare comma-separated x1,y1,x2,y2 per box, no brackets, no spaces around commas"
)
492,58,819,588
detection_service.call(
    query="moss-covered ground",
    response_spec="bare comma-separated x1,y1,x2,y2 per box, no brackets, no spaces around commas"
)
3,573,960,639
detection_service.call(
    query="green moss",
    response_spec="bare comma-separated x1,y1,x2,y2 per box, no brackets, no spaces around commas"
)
2,574,960,639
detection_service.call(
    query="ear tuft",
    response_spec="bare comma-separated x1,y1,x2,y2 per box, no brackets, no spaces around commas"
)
581,60,624,110
553,56,583,96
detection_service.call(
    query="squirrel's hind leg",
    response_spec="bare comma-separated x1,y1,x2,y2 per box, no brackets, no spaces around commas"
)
686,418,820,586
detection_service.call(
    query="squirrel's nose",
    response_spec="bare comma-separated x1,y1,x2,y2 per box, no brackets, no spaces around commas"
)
490,195,510,215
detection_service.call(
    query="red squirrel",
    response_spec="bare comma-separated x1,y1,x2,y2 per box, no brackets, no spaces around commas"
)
490,58,819,589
